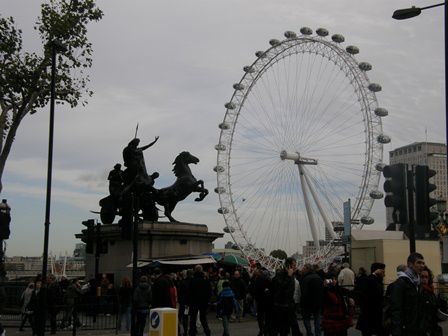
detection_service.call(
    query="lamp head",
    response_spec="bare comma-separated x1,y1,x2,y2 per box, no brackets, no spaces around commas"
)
392,6,422,20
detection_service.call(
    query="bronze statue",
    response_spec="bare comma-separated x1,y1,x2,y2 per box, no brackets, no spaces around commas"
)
154,151,208,222
99,136,208,228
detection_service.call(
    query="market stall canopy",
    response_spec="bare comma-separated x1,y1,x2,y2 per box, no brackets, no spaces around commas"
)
221,254,249,266
126,255,216,268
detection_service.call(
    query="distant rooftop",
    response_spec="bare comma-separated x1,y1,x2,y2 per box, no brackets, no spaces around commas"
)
390,141,445,153
351,229,404,240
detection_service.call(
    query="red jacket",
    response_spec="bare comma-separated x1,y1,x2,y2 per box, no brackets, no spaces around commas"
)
321,287,353,332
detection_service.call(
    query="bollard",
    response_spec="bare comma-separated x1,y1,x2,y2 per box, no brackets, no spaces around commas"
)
148,308,178,336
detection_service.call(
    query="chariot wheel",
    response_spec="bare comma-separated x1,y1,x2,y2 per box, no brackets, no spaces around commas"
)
215,27,389,271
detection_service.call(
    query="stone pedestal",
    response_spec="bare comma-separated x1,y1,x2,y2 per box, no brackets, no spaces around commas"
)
76,221,223,284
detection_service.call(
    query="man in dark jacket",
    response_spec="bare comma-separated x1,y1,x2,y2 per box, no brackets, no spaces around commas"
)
178,269,193,336
356,262,386,336
151,268,173,308
300,263,324,336
188,265,211,336
271,257,299,336
133,275,152,336
230,270,247,322
390,252,426,336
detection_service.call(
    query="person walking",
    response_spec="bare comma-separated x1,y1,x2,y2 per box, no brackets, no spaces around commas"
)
230,270,247,322
420,266,442,336
321,274,354,336
28,280,46,336
19,282,34,331
300,263,324,336
390,252,426,336
178,269,193,336
188,265,212,336
356,262,386,336
337,263,355,291
152,268,173,308
271,257,299,336
133,275,152,336
217,281,239,336
254,269,272,336
118,277,133,332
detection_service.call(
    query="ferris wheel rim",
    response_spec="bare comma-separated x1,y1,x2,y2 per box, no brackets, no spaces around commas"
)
215,28,387,270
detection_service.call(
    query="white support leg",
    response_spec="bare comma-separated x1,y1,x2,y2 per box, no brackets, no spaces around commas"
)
302,167,338,240
298,164,320,248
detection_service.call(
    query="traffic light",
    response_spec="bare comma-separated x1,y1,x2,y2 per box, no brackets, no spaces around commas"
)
383,163,408,225
0,199,11,240
95,223,108,254
415,165,437,227
81,219,95,254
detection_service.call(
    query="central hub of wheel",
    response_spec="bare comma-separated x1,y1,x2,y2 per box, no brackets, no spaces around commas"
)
280,150,318,165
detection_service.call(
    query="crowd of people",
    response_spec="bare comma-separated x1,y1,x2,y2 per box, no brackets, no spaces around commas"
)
17,252,446,336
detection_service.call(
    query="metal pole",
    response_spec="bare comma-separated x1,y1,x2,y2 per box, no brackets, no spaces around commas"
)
39,41,58,336
407,168,416,253
445,3,448,197
131,193,138,336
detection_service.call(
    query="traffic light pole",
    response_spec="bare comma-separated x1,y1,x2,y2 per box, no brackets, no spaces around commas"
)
406,169,416,253
94,222,101,280
131,193,139,336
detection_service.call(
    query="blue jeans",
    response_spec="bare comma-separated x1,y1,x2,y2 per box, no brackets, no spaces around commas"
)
118,305,131,331
222,315,230,336
303,309,321,336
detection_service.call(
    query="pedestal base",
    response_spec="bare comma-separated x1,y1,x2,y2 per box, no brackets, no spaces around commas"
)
76,221,223,283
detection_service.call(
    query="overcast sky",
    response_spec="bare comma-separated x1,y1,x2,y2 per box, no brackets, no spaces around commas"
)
1,0,445,257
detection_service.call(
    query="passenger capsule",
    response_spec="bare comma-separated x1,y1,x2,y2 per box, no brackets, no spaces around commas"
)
215,144,226,151
377,134,391,144
358,62,372,71
269,39,281,46
375,163,386,172
346,45,359,55
316,28,329,37
374,107,388,117
213,165,225,173
218,207,229,214
368,83,382,92
361,216,375,225
300,27,313,35
331,34,345,43
255,51,267,58
243,66,255,73
225,102,236,109
219,122,230,130
223,226,235,233
284,31,297,39
369,190,384,199
214,187,226,194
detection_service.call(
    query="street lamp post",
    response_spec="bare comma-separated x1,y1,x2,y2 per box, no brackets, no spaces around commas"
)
393,2,447,193
40,39,67,336
42,40,67,285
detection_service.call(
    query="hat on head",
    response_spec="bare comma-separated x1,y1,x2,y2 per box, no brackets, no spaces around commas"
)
371,262,385,273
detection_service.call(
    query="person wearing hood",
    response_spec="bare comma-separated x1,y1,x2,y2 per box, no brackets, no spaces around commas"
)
356,262,386,336
217,281,239,336
390,252,426,336
133,275,152,336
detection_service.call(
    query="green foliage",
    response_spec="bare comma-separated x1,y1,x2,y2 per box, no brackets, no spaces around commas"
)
269,249,288,260
0,0,103,191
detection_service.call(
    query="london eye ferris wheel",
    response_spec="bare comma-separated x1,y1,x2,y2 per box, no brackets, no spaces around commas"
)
214,27,390,271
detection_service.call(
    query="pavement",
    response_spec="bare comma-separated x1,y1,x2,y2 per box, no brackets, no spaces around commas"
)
6,316,448,336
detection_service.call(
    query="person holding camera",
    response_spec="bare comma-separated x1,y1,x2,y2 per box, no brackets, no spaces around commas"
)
321,274,354,336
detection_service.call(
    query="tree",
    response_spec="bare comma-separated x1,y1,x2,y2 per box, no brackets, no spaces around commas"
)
0,0,103,192
269,249,287,260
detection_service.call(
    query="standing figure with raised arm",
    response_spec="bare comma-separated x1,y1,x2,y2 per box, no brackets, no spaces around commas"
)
122,136,159,184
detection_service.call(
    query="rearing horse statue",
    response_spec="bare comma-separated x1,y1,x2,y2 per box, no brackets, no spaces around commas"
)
155,151,208,222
